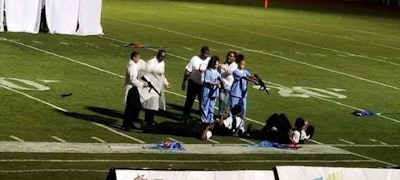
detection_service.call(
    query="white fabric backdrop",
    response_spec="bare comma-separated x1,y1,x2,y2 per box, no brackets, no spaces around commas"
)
45,0,79,35
4,0,42,33
76,0,103,35
0,0,4,32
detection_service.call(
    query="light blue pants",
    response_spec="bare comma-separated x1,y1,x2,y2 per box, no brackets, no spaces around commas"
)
201,96,217,123
218,90,230,115
230,96,246,128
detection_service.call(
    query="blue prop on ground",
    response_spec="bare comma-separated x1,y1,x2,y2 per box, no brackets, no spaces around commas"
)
147,140,184,150
246,141,300,150
351,110,379,117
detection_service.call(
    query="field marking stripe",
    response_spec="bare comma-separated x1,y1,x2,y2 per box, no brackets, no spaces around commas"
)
9,136,24,142
91,136,107,143
269,24,400,53
0,169,107,173
330,144,400,147
0,84,68,112
339,139,355,145
106,19,400,91
0,37,124,79
0,79,145,144
239,138,256,145
106,15,400,67
265,81,400,124
206,139,220,144
0,159,374,163
51,136,67,143
246,30,400,67
92,122,145,144
348,151,396,166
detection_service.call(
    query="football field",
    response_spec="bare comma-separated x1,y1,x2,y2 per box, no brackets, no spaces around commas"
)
0,0,399,179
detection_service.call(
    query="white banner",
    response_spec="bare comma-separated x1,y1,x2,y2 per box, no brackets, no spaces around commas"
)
45,0,79,35
4,0,42,33
113,169,275,180
76,0,103,35
276,166,400,180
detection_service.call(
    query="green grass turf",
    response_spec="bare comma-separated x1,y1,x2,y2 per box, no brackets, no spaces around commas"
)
0,0,399,178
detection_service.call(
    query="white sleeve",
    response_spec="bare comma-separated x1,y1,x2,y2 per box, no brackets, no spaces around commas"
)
185,57,195,72
292,130,301,144
127,66,144,87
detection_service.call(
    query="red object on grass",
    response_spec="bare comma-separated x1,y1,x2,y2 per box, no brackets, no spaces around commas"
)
264,0,269,8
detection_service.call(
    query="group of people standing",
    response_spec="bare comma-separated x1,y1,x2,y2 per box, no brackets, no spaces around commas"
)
121,50,170,132
121,46,314,144
181,46,263,134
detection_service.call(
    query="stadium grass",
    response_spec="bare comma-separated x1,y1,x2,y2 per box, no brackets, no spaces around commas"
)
0,0,399,178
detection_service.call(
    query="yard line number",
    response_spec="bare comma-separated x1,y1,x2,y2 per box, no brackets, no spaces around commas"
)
253,85,347,99
0,77,55,91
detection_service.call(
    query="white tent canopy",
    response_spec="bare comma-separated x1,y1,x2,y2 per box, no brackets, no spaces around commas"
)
1,0,103,35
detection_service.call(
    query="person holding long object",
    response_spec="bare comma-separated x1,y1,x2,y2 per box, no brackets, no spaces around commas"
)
121,51,148,131
229,54,260,132
141,50,171,126
200,56,221,124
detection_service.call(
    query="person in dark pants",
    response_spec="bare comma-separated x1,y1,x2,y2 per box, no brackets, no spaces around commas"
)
121,51,148,132
181,46,211,123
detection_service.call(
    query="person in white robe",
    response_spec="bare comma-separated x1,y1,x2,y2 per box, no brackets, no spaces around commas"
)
141,50,171,125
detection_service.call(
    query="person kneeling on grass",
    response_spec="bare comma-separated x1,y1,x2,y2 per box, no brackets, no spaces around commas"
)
242,113,315,144
289,117,314,144
212,104,246,136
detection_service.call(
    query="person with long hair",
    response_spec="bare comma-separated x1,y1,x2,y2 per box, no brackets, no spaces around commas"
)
218,51,238,120
201,56,221,124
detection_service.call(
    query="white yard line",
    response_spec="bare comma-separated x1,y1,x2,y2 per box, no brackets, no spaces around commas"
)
0,79,145,144
51,136,67,143
268,24,400,52
239,138,256,145
369,139,378,142
339,139,355,145
92,122,145,144
379,141,388,145
0,159,374,163
59,42,69,45
206,139,220,144
9,135,24,142
32,40,43,44
0,84,68,112
183,47,193,51
110,43,120,48
265,81,400,124
329,144,400,147
91,136,107,143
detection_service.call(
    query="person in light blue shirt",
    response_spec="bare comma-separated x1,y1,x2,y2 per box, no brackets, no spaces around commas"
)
201,56,221,124
229,54,259,131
